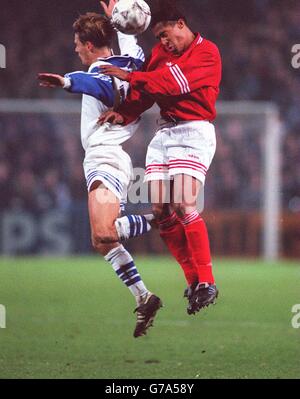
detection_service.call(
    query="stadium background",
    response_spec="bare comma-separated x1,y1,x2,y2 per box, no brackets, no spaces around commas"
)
0,0,300,258
0,0,300,381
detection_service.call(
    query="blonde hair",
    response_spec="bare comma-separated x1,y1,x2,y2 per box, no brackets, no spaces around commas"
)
73,12,115,48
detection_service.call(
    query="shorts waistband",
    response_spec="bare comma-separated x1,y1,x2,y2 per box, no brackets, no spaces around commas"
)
156,117,212,129
88,143,122,149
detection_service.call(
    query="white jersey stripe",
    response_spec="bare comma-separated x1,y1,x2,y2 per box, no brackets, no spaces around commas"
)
169,66,185,94
172,65,188,93
174,64,191,93
171,65,188,94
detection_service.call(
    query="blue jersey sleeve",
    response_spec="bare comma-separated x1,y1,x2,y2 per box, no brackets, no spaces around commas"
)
64,68,114,107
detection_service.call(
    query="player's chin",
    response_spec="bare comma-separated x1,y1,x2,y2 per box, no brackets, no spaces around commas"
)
172,46,181,55
165,46,179,55
79,56,87,65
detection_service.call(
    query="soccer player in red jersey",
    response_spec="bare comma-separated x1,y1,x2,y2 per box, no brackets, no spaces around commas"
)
99,0,222,315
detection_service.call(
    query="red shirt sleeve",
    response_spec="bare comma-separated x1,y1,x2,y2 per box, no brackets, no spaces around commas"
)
117,87,155,125
116,54,155,125
127,41,221,97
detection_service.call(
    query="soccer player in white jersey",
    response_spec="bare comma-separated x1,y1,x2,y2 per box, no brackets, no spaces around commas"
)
38,1,162,338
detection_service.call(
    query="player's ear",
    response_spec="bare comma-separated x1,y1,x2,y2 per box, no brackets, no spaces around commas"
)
177,19,185,29
86,41,94,51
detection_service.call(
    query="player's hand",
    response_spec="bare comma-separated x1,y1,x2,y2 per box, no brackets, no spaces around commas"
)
38,73,65,88
98,110,125,125
100,0,118,19
99,65,130,81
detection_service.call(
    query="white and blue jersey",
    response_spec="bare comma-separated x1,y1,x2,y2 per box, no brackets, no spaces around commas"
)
64,32,144,150
63,32,145,201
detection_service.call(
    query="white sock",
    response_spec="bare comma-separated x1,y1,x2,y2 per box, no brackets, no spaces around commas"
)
115,214,154,241
104,245,149,304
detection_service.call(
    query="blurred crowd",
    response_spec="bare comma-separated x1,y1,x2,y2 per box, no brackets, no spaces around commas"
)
0,0,300,212
0,114,86,211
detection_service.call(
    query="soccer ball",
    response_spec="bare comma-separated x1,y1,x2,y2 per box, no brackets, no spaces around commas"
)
112,0,151,35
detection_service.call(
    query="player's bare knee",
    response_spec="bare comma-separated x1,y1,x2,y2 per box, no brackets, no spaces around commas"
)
92,240,116,257
173,203,187,218
152,204,170,222
92,228,118,246
152,204,163,220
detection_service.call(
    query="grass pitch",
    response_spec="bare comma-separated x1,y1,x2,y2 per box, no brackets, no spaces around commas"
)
0,256,299,379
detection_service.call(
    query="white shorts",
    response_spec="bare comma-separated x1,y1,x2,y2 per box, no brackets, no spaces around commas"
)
83,145,133,205
145,120,216,185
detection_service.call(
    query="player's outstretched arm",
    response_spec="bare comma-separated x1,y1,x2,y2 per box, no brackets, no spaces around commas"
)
38,73,65,88
39,70,115,106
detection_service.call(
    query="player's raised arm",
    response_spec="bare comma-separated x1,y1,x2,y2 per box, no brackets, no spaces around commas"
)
100,0,145,69
116,31,145,68
100,0,118,19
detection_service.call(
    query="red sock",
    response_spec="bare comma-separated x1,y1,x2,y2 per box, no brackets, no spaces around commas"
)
159,212,198,286
180,211,215,284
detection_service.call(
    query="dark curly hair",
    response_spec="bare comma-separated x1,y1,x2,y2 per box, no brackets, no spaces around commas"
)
149,0,187,28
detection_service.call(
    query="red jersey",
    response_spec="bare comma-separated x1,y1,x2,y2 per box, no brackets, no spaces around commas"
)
118,33,222,124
